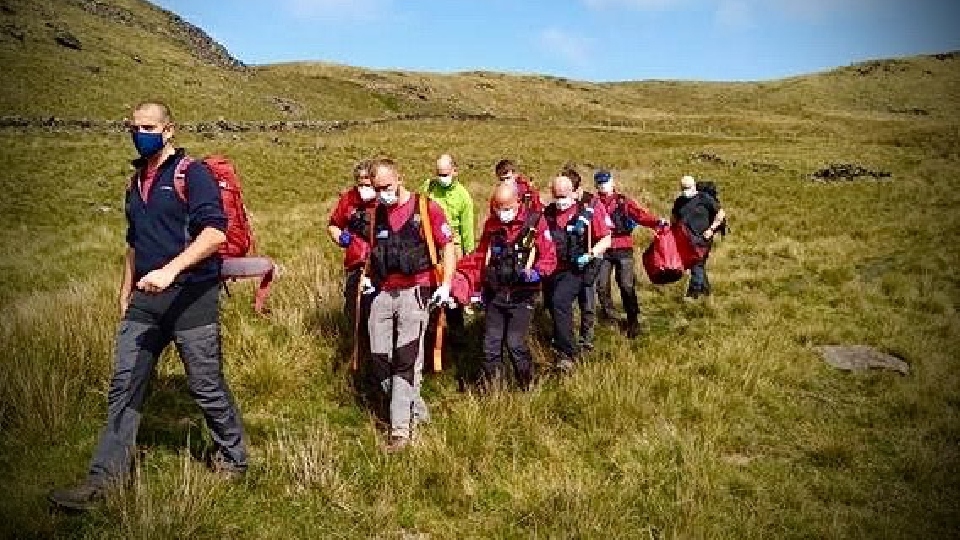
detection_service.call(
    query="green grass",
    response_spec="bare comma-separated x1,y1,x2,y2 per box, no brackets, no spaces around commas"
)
2,119,958,538
1,0,959,538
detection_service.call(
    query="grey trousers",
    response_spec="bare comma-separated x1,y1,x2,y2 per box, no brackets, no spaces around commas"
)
368,285,430,439
87,283,247,487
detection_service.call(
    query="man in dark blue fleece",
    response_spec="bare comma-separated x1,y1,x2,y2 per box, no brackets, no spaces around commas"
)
49,102,248,511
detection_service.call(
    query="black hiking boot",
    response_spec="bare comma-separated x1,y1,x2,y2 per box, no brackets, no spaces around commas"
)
48,483,104,511
207,449,247,481
623,319,642,339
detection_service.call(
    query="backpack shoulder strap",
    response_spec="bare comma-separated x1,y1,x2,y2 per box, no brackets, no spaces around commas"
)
172,155,195,203
418,194,439,268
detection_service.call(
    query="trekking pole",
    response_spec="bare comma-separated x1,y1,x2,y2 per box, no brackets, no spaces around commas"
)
349,269,364,372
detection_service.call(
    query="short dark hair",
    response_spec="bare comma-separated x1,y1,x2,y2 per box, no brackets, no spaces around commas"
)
495,159,516,177
133,101,173,122
560,167,581,190
353,159,373,180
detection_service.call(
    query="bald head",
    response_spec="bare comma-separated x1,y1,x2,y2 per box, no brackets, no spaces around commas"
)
492,182,519,211
551,175,574,199
437,154,457,174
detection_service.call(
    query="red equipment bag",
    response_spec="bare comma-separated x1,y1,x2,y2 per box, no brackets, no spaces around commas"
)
643,227,685,285
672,222,710,270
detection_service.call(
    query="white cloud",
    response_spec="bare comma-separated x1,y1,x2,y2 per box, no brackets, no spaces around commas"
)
583,0,685,10
284,0,389,21
538,27,592,66
715,0,752,28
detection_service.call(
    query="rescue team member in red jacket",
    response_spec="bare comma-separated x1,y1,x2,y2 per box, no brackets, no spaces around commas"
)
327,160,377,325
592,170,668,338
490,158,543,214
474,183,557,389
542,172,611,373
365,158,455,452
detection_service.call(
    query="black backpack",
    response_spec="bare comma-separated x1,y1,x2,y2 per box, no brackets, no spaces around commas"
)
695,181,728,236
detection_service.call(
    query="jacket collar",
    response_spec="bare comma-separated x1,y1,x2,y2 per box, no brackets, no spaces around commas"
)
131,147,186,170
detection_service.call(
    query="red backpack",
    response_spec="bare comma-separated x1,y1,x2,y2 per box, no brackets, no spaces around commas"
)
173,156,252,257
171,155,275,314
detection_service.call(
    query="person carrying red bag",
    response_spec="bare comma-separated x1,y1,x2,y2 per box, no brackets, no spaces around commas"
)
671,175,727,299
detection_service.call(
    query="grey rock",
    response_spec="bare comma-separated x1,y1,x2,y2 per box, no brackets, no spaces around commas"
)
818,345,909,375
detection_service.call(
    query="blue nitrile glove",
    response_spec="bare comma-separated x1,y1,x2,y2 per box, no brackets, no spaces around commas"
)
522,268,540,283
338,230,352,247
575,253,592,268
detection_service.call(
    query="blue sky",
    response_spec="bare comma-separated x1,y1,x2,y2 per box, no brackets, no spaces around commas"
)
153,0,960,82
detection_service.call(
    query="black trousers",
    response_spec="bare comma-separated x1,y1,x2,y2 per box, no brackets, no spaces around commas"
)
544,270,585,358
597,248,640,323
482,292,536,387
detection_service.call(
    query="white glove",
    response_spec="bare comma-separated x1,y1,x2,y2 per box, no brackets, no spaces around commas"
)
360,276,376,295
428,284,452,310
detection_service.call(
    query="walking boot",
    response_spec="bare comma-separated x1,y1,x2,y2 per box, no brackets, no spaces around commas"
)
48,482,104,511
624,319,642,339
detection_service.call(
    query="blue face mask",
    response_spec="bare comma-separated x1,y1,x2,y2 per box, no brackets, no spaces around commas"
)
131,131,165,158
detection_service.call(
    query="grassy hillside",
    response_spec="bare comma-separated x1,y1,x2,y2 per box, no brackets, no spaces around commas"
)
1,0,959,538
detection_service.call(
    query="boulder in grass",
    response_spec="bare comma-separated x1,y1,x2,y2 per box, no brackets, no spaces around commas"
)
817,345,909,375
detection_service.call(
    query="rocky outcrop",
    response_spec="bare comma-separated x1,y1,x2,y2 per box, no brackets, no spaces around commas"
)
66,0,244,69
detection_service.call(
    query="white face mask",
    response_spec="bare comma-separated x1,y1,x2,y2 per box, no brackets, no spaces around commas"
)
597,182,614,194
378,188,399,206
497,208,517,223
681,188,697,198
437,174,453,187
357,185,376,201
555,197,574,211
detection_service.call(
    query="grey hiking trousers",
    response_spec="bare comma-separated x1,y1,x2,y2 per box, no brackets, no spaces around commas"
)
87,281,247,487
368,285,431,439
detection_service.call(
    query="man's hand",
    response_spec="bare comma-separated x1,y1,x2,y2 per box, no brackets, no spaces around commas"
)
521,268,541,283
703,228,715,240
136,267,178,293
656,218,669,229
575,253,593,269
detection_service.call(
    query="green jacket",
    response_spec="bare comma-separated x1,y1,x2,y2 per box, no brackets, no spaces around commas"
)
420,178,475,252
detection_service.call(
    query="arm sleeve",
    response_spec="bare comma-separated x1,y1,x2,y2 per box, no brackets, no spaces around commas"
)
590,203,612,239
328,191,351,228
125,189,135,247
185,162,227,233
706,195,722,219
534,218,557,277
626,198,660,229
459,188,476,252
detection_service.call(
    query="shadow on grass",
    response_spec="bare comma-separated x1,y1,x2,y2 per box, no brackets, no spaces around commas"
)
137,374,274,463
